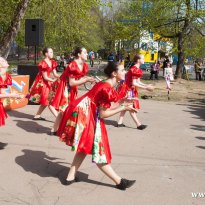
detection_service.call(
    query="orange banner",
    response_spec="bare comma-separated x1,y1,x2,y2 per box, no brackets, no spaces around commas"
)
3,75,29,110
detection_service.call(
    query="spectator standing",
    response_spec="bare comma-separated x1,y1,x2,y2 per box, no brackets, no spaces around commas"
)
96,52,99,59
67,53,74,64
88,50,95,67
150,60,160,80
164,62,174,91
108,53,115,62
59,54,67,71
162,55,170,76
194,59,202,81
116,52,120,62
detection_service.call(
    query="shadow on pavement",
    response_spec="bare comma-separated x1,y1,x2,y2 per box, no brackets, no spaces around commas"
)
8,109,34,119
195,137,205,140
196,146,205,150
0,142,8,150
8,110,54,123
191,125,205,132
15,149,115,188
186,98,205,104
177,102,205,132
13,120,50,134
105,119,117,127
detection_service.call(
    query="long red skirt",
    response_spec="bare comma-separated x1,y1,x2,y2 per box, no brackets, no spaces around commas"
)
0,102,7,127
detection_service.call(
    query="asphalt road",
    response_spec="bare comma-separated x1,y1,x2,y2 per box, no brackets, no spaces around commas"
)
0,98,205,205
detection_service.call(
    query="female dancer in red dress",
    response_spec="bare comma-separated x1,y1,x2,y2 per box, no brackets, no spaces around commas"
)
117,54,154,129
49,47,95,135
57,62,136,190
29,48,60,120
0,57,23,127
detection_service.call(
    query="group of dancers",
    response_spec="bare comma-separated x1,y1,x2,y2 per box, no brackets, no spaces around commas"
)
0,47,154,190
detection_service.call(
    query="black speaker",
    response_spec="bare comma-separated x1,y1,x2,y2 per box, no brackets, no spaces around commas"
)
25,19,44,46
17,64,39,88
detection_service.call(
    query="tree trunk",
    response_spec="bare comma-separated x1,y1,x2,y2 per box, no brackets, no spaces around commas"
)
0,0,30,59
175,33,184,79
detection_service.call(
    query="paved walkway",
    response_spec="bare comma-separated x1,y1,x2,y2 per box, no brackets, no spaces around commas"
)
0,98,205,205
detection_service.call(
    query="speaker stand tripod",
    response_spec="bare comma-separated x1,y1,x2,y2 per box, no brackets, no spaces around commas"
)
27,45,38,64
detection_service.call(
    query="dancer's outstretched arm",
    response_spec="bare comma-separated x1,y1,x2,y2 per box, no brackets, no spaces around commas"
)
132,79,154,91
99,103,137,119
69,76,96,86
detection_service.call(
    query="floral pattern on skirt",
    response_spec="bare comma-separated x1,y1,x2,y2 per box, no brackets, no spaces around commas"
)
59,96,108,164
92,109,107,163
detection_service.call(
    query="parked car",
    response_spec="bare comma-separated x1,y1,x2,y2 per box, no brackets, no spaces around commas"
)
140,63,151,71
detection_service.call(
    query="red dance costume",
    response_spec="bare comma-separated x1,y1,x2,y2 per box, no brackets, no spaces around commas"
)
29,60,57,105
124,65,143,109
50,61,88,112
0,73,12,126
58,81,119,164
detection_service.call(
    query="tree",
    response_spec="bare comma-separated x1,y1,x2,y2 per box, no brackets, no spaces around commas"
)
16,0,101,53
99,0,141,52
0,0,30,58
0,0,103,58
184,31,205,58
101,0,205,78
130,0,205,78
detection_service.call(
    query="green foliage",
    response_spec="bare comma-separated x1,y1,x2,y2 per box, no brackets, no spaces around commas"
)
0,0,21,39
0,0,103,53
100,0,205,57
184,32,205,58
1,0,205,59
131,0,205,56
17,0,101,52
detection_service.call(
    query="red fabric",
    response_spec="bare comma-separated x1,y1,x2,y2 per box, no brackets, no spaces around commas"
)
67,61,88,78
0,73,12,127
58,81,119,163
124,66,143,109
38,59,58,72
50,61,88,111
117,82,128,100
97,87,119,109
125,66,143,87
0,73,12,88
29,59,57,106
0,102,7,127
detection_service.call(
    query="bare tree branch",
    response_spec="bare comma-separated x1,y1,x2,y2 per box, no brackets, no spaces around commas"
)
195,27,205,36
156,33,179,39
154,18,186,28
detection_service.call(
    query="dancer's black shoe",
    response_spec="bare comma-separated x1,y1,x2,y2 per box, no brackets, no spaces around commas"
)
49,131,57,136
137,125,147,130
116,178,136,190
116,124,126,127
62,177,79,186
